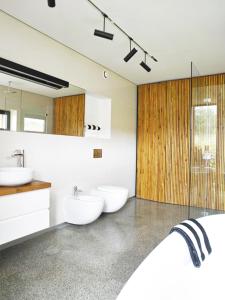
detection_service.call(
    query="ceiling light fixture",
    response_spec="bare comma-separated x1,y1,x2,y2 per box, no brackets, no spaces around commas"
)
124,38,138,62
87,0,158,69
48,0,56,8
150,56,158,62
140,52,151,72
94,13,114,40
4,81,17,94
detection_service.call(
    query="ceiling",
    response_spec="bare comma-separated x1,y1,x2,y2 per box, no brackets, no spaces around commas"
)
1,0,225,84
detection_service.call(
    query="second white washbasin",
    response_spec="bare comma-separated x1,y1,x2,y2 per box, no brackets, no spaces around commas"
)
0,167,33,186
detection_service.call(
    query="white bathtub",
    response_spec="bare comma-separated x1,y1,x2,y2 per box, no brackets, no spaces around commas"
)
117,214,225,300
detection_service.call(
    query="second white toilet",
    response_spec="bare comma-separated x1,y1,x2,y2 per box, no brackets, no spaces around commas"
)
91,185,128,213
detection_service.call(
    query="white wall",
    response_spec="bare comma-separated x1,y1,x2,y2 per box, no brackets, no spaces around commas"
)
0,11,137,225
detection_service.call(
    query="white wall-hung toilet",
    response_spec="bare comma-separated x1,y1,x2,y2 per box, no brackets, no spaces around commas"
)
91,185,128,213
64,194,104,225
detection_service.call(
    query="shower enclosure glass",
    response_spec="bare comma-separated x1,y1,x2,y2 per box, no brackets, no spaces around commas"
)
189,63,225,217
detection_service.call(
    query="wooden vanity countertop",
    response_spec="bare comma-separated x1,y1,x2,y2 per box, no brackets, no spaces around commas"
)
0,181,51,196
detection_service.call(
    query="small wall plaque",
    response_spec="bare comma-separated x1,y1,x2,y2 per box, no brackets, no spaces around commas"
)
93,149,102,158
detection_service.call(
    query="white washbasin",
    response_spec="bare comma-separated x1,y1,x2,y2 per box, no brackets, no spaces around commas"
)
0,167,33,186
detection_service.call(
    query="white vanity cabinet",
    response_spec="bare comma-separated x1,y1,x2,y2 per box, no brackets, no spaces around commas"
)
0,183,50,245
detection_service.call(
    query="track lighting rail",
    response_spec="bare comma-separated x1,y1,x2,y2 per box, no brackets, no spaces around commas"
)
47,0,157,71
87,0,158,63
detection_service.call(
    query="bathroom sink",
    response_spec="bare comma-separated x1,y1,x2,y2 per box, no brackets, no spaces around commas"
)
0,167,33,186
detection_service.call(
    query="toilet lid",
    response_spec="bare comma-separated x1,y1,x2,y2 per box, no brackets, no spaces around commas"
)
97,185,128,193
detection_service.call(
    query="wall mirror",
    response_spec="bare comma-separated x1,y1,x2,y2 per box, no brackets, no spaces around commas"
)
0,72,111,139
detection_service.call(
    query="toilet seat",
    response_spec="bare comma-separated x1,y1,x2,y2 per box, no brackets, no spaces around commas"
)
91,185,129,213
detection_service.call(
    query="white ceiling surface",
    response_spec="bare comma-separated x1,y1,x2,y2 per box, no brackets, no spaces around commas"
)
0,73,85,98
1,0,225,84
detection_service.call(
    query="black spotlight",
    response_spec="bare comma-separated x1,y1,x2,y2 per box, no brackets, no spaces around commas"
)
151,56,158,62
140,52,151,72
124,38,138,62
94,14,114,40
48,0,55,7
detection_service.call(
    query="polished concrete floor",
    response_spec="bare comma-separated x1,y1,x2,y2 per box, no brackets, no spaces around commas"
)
0,198,218,300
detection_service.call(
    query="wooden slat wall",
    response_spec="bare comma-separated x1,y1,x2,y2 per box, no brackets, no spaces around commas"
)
53,94,85,137
216,74,225,210
137,74,225,211
137,79,190,205
166,79,190,205
137,82,167,202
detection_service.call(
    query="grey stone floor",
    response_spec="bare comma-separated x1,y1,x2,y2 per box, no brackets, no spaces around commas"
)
0,198,219,300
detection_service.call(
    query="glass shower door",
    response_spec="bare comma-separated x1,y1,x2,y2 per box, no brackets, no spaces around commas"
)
189,63,223,217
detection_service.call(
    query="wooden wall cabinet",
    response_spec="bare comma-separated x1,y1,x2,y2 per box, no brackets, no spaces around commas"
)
53,94,85,137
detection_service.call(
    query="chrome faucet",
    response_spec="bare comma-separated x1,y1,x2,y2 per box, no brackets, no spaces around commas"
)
11,149,25,167
74,185,82,198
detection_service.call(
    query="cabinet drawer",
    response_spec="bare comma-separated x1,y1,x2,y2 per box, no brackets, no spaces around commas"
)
0,209,49,245
0,188,50,221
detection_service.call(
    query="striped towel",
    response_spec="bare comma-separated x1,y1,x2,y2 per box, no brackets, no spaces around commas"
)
170,218,212,268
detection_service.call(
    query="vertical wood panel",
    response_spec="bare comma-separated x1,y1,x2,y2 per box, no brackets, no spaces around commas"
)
216,74,225,210
166,79,190,205
137,79,190,205
53,94,85,137
137,82,167,201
